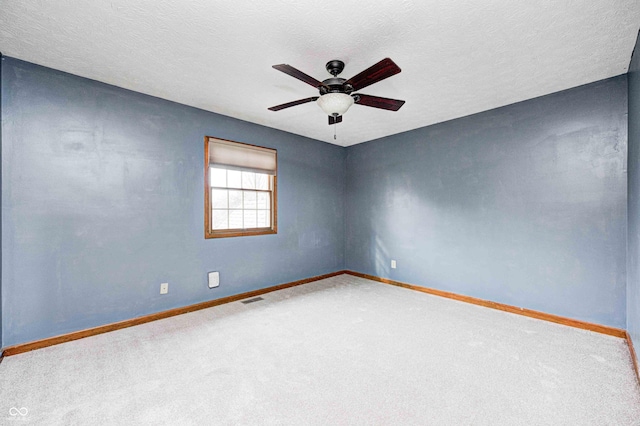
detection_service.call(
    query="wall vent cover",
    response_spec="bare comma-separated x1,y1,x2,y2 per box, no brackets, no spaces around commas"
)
241,297,264,304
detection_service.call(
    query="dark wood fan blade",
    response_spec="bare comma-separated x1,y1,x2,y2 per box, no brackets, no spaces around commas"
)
268,97,319,111
353,94,405,111
344,58,401,91
272,64,324,88
328,115,343,125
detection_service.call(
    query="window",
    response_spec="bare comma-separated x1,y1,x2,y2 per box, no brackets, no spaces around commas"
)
205,137,277,238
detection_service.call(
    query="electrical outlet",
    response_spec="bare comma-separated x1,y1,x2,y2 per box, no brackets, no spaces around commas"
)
208,271,220,288
391,260,397,269
160,282,169,294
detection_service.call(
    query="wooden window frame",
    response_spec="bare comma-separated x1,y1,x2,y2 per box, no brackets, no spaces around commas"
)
204,137,278,239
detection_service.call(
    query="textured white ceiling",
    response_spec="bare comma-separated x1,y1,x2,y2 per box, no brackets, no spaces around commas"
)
1,1,639,146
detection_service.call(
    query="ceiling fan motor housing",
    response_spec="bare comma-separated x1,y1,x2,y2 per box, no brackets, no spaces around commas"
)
319,77,353,95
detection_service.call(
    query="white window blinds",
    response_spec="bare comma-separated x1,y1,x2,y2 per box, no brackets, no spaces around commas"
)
208,138,277,175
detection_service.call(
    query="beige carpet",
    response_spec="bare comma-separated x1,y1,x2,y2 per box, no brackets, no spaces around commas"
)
1,274,639,425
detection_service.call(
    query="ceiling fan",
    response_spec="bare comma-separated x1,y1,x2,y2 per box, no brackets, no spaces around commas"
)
268,58,405,125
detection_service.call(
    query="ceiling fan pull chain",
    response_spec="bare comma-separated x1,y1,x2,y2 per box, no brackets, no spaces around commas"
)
334,120,337,140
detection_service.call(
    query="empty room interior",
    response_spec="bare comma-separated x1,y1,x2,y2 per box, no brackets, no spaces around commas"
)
2,1,640,424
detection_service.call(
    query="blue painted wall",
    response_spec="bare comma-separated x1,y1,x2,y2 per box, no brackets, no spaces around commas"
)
628,31,640,354
0,57,345,347
346,76,628,328
0,54,634,348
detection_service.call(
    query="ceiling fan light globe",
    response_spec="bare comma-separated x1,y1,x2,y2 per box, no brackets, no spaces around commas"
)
317,93,354,116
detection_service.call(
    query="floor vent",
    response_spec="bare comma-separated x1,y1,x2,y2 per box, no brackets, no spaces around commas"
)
241,297,264,304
